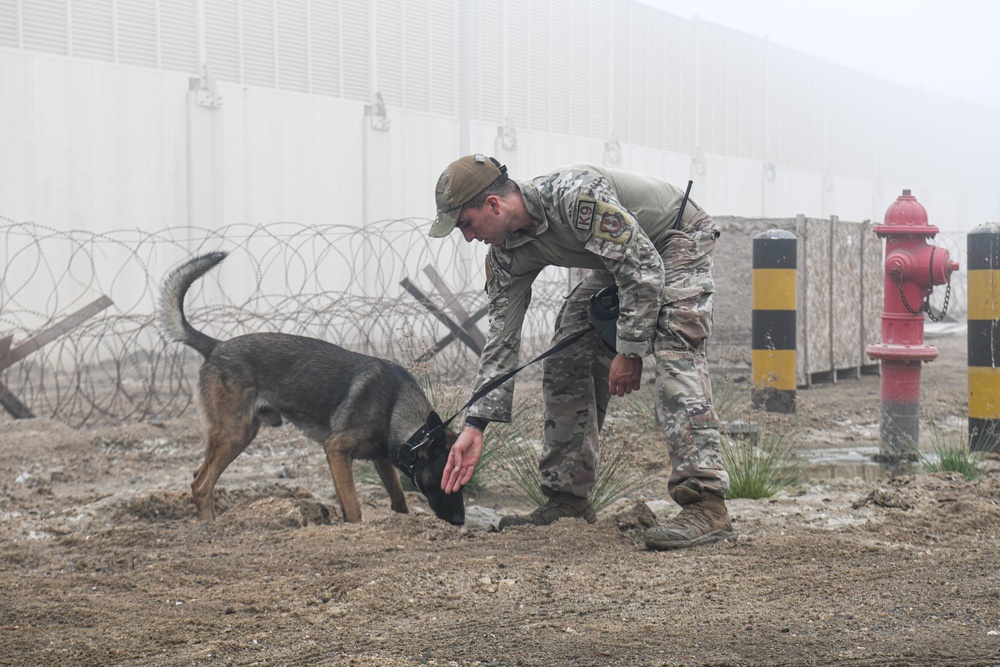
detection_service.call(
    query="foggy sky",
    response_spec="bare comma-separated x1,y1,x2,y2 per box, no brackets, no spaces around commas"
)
641,0,1000,110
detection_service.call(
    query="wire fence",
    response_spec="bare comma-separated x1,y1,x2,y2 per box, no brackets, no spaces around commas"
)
0,217,972,428
0,218,570,427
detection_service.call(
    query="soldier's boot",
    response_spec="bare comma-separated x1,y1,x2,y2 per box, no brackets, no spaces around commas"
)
644,486,735,550
498,490,597,530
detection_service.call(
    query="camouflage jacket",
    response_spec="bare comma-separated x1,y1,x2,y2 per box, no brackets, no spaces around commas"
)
468,164,710,423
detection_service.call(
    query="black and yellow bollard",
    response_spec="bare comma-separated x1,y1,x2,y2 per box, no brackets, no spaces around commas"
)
751,230,797,413
968,222,1000,453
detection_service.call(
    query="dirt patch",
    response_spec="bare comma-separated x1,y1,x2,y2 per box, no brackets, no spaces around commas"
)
2,330,998,666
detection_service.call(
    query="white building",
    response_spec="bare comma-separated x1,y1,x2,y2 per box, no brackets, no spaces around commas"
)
2,0,997,237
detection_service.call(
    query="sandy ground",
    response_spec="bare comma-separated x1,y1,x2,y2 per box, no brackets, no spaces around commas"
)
1,328,998,667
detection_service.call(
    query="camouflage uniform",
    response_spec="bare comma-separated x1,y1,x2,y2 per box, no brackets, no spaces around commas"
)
467,164,729,502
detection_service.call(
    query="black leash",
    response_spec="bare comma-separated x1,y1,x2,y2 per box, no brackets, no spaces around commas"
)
439,326,592,431
398,327,593,476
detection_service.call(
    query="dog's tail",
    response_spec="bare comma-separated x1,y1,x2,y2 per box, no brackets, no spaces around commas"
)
158,251,228,359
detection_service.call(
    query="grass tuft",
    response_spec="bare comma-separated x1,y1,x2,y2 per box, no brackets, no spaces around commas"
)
721,419,798,499
711,356,800,500
482,392,547,505
590,394,657,512
488,391,656,513
921,421,984,481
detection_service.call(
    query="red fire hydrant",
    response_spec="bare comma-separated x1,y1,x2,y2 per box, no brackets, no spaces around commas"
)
866,190,960,460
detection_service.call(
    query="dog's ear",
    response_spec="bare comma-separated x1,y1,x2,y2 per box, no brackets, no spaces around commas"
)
416,411,446,460
426,411,462,448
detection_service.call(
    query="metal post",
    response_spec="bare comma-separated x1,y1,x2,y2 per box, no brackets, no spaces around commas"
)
968,222,1000,452
751,229,797,413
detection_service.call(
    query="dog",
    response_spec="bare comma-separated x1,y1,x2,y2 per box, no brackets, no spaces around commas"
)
158,252,464,525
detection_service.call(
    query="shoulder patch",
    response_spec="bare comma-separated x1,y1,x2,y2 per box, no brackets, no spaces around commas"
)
575,197,597,231
591,201,634,245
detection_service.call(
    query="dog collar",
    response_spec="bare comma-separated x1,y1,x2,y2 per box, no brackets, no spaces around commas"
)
394,423,438,493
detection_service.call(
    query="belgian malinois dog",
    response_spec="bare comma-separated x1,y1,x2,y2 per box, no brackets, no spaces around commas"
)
158,252,464,525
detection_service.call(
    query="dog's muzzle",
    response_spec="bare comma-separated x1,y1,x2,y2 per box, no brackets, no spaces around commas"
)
394,423,465,526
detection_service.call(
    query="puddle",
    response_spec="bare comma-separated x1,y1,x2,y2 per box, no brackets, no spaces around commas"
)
796,446,889,482
726,422,931,482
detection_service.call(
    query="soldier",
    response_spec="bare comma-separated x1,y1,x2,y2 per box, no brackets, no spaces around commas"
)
429,154,733,550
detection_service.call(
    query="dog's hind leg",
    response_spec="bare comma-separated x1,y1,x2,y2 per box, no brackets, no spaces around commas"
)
193,378,261,520
192,417,260,520
373,457,408,515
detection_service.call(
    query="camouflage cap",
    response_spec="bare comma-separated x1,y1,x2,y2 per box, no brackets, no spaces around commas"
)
429,154,505,237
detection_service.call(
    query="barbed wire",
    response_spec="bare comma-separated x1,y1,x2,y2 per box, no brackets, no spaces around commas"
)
0,218,569,427
0,217,971,428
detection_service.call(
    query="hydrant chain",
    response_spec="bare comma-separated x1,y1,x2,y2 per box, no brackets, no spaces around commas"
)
928,280,951,322
926,246,952,322
891,271,922,316
891,270,951,322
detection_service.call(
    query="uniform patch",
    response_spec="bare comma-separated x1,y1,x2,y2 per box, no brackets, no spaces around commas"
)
575,197,597,231
590,200,634,245
600,211,625,236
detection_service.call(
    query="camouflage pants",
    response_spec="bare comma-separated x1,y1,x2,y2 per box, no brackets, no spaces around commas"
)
540,213,729,502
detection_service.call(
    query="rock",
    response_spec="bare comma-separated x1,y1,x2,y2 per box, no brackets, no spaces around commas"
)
645,499,676,518
612,501,659,531
462,505,503,531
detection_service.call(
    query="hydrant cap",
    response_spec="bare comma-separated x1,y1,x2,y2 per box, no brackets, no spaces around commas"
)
874,189,939,237
884,190,928,227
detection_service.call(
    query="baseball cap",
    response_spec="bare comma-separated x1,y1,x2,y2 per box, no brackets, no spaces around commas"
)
429,154,506,237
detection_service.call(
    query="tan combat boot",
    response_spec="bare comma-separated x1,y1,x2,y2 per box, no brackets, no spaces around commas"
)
644,486,735,550
498,491,597,530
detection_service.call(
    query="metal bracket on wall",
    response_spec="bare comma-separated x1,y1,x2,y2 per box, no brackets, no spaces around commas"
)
498,117,518,150
189,64,223,109
366,92,390,131
604,133,622,165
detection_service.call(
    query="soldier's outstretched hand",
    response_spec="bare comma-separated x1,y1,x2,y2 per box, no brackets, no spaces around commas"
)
441,426,483,493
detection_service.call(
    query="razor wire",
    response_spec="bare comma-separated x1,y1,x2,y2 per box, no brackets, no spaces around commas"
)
0,217,971,428
0,218,571,427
